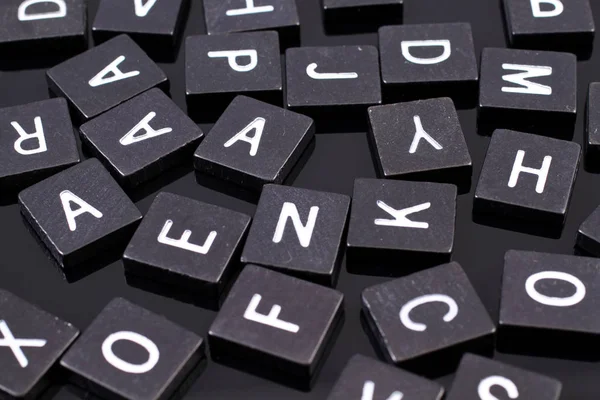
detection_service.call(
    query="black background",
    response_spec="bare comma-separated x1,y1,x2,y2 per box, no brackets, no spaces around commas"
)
1,0,600,398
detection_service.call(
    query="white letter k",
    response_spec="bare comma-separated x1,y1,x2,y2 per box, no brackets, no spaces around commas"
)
374,200,431,229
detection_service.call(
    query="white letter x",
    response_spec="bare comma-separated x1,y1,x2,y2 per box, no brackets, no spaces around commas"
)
0,320,47,368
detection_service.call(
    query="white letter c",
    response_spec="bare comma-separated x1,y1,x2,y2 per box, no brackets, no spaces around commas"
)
399,294,458,332
478,375,519,400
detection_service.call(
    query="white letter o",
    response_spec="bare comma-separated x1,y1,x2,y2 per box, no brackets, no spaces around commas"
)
525,271,586,307
102,331,160,374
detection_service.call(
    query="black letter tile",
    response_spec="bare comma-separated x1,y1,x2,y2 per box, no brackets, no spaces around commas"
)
323,0,403,34
577,204,600,257
379,23,478,106
0,289,79,399
185,31,282,122
367,98,471,187
47,34,168,123
585,82,600,169
194,96,314,191
326,354,444,400
361,262,496,376
240,184,350,286
18,158,142,269
286,45,381,132
92,0,189,60
208,265,344,389
123,192,251,304
80,88,204,188
0,98,79,198
474,129,580,226
478,47,577,137
446,354,562,400
61,298,204,400
202,0,300,50
503,0,594,58
499,250,600,359
0,0,87,63
347,178,456,270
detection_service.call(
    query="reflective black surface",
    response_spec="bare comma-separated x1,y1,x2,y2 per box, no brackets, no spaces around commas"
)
2,0,600,398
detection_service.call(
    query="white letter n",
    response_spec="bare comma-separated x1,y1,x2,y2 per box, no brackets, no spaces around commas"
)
272,202,319,248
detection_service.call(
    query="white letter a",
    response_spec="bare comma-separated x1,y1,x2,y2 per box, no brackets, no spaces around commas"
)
224,117,265,156
60,190,103,232
89,56,140,87
120,112,172,146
